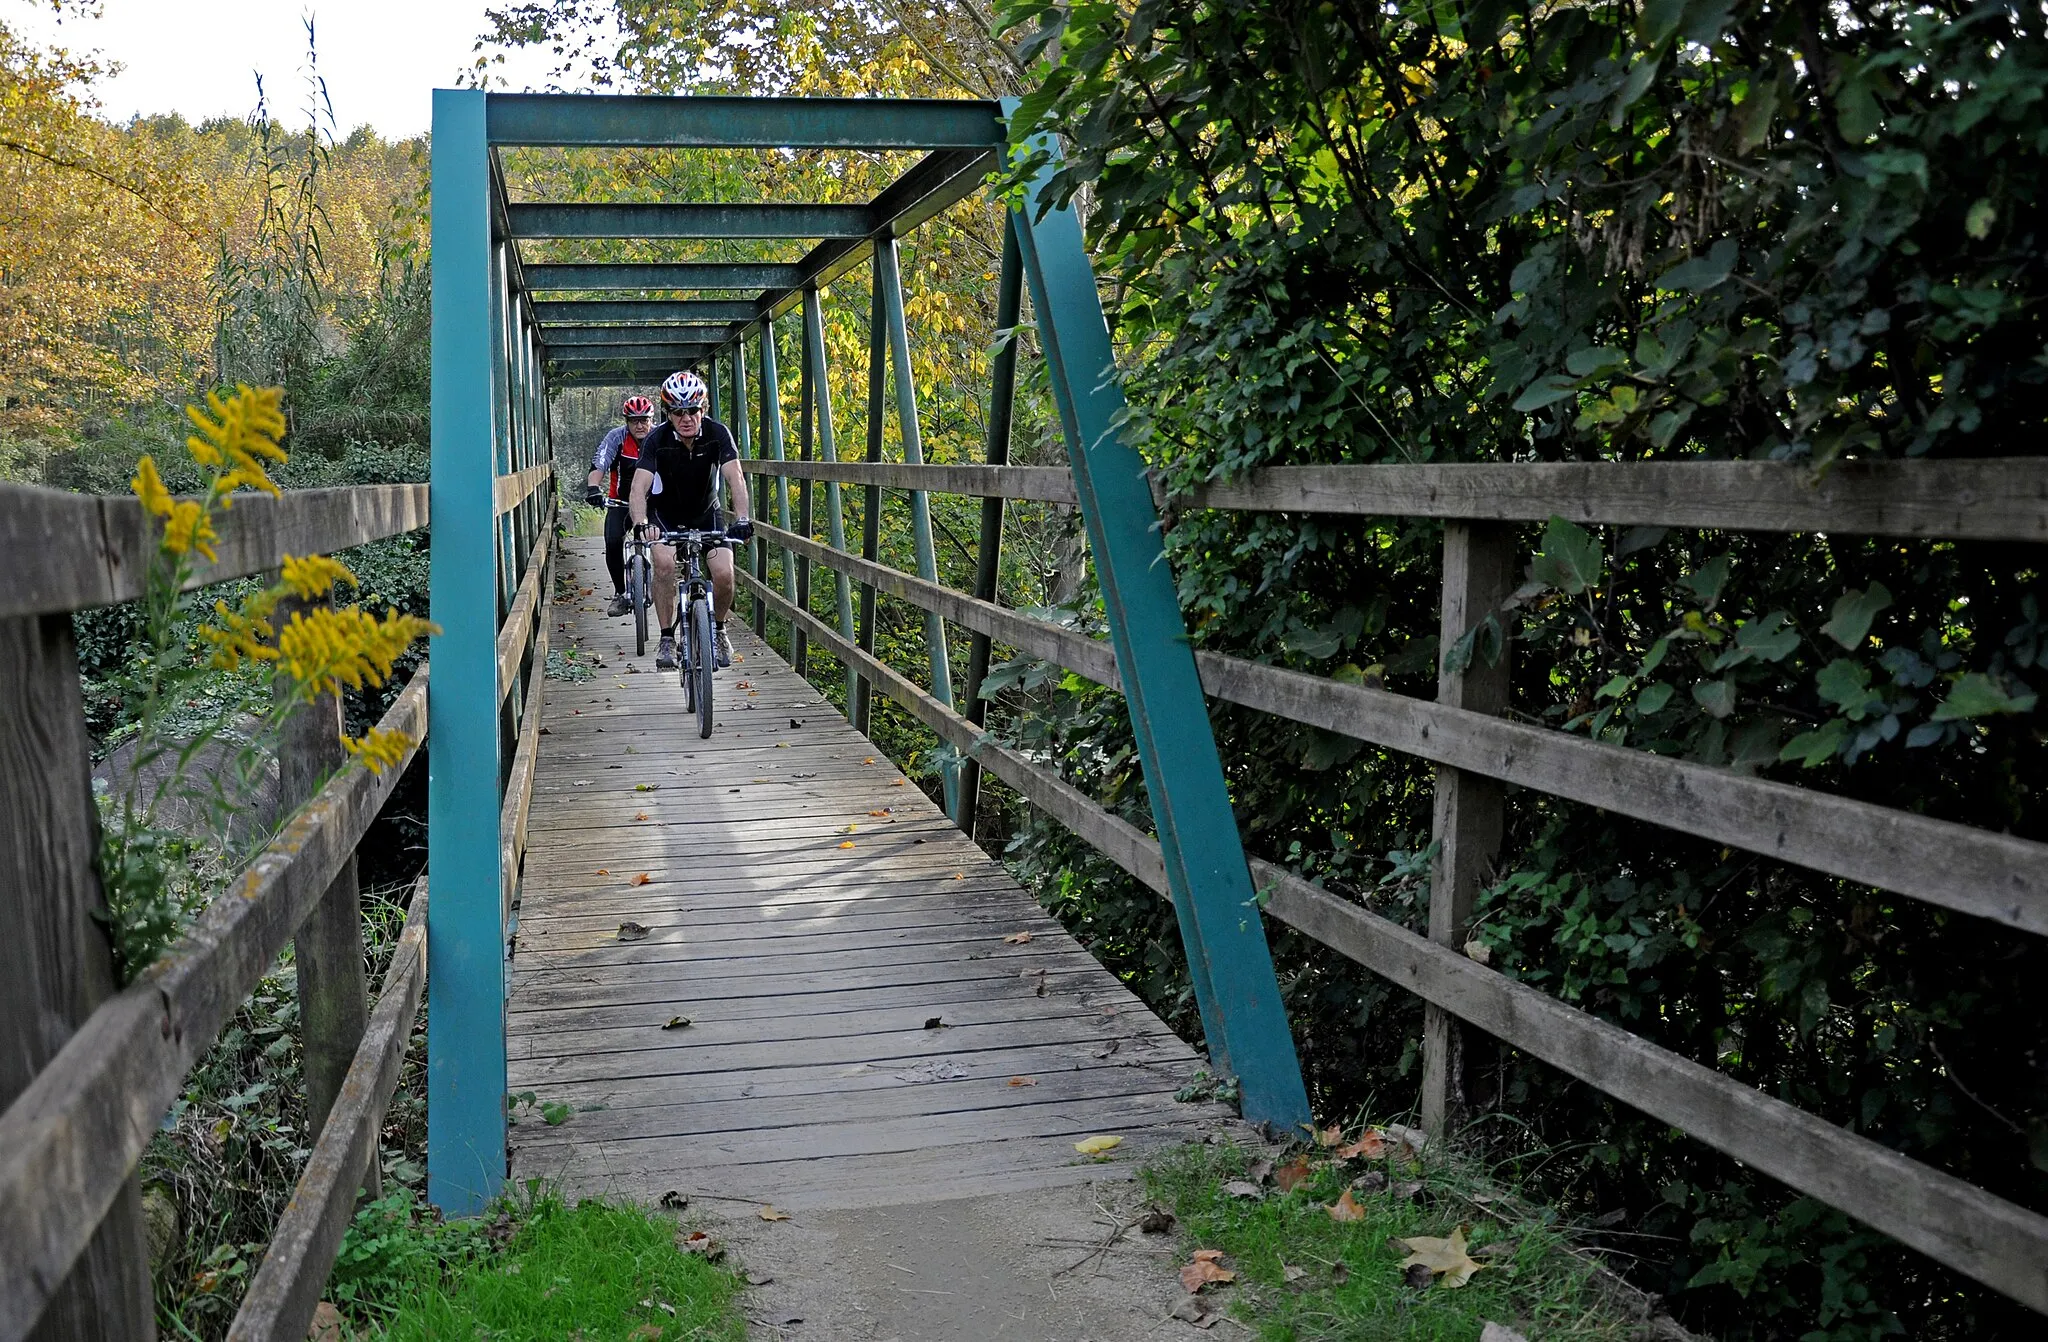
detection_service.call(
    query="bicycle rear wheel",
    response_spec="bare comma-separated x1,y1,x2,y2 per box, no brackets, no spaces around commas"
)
690,595,715,738
630,553,650,657
678,597,696,712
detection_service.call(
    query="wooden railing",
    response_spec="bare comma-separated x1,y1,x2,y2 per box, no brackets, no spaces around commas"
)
0,464,553,1342
737,452,2048,1315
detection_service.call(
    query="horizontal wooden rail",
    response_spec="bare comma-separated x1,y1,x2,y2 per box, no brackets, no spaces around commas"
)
759,520,2048,936
1164,458,2048,542
495,500,557,706
744,563,2048,1310
0,483,431,620
745,460,1079,504
747,458,2048,542
0,673,427,1340
493,463,553,517
226,877,429,1342
1251,864,2048,1313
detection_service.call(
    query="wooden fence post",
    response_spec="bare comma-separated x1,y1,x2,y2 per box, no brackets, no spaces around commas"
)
278,596,377,1197
0,613,156,1340
1421,521,1515,1139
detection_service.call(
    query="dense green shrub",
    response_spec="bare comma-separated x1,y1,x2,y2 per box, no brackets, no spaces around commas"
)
995,0,2048,1336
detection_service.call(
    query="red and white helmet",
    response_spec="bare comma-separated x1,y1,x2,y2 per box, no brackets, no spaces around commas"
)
621,394,654,419
660,371,709,414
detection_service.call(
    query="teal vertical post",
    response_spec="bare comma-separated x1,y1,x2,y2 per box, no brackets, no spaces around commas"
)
853,262,887,737
707,356,721,424
759,319,795,643
803,288,859,706
959,218,1024,837
1009,159,1311,1132
875,236,958,813
427,87,508,1214
731,340,757,632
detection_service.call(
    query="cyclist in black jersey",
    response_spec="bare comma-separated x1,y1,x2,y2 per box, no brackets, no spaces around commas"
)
627,371,753,670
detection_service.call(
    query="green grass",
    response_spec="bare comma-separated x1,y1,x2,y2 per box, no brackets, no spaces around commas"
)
329,1190,745,1341
1143,1140,1650,1341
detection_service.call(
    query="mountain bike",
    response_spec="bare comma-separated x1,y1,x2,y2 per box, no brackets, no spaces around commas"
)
608,498,653,656
657,525,731,739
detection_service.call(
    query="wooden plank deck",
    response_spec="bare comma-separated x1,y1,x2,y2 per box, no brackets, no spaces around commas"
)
505,538,1239,1212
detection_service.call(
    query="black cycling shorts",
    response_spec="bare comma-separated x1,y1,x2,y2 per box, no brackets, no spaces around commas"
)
652,503,724,538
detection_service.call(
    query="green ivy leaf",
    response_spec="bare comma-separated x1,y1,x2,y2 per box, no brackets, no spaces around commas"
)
1930,672,2039,721
1815,659,1883,720
1821,583,1893,649
1512,374,1580,412
1528,517,1604,594
1780,718,1850,766
1692,678,1736,719
1654,237,1738,293
1635,681,1675,715
1680,555,1733,609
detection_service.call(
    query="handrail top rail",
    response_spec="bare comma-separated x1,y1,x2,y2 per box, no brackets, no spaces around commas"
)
0,481,430,620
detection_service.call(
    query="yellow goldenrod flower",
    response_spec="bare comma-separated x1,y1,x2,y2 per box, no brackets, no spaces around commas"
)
277,607,438,699
279,553,358,600
186,384,288,497
198,589,283,670
342,727,416,775
131,456,175,518
163,499,218,562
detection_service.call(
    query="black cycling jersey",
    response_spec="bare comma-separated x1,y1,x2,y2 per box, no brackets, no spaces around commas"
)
640,418,738,528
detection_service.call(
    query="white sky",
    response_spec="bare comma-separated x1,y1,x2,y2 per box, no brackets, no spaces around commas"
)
4,0,598,140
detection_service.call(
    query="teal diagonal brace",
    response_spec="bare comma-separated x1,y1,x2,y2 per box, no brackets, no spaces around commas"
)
427,87,508,1215
803,288,859,707
874,235,959,815
1008,151,1311,1133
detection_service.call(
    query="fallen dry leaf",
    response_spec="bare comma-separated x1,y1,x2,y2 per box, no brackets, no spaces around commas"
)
1327,1189,1366,1222
955,872,966,880
662,1016,692,1030
1392,1225,1484,1288
838,840,856,849
759,1206,791,1222
630,1325,662,1341
1333,1130,1387,1161
678,1230,724,1261
1138,1206,1176,1233
1383,1123,1429,1157
1479,1324,1531,1342
868,808,892,816
631,872,652,886
1007,1076,1039,1087
1274,1156,1313,1192
843,823,858,833
595,868,611,876
863,756,875,764
1222,1180,1263,1199
1282,1264,1307,1283
1073,1134,1123,1156
923,1016,947,1029
892,778,906,786
1003,930,1033,944
1352,1170,1389,1194
1391,1179,1425,1201
1179,1249,1237,1293
307,1301,342,1342
1167,1294,1222,1328
633,812,650,821
1313,1124,1345,1148
1464,938,1493,965
617,922,650,942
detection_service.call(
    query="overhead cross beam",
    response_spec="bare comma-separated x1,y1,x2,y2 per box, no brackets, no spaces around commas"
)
545,344,712,363
486,94,1004,149
542,325,738,346
533,300,759,324
507,203,876,239
524,263,805,292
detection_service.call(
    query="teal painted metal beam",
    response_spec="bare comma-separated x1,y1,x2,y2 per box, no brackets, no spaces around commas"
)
803,287,859,707
486,93,1003,149
874,235,958,816
1009,150,1311,1133
542,343,711,363
853,255,887,737
542,325,738,346
507,202,876,240
759,318,796,609
534,300,759,324
958,216,1025,837
427,87,508,1216
524,263,804,292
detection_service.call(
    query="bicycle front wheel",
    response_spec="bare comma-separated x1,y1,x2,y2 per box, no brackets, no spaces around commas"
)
630,554,649,657
691,596,715,738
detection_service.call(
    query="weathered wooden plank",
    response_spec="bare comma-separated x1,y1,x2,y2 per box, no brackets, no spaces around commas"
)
0,482,429,620
744,460,1078,505
226,880,428,1342
493,463,553,517
1195,652,2048,936
511,939,1080,994
1254,862,2048,1315
501,620,548,920
0,614,156,1342
1163,458,2048,541
0,675,426,1338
